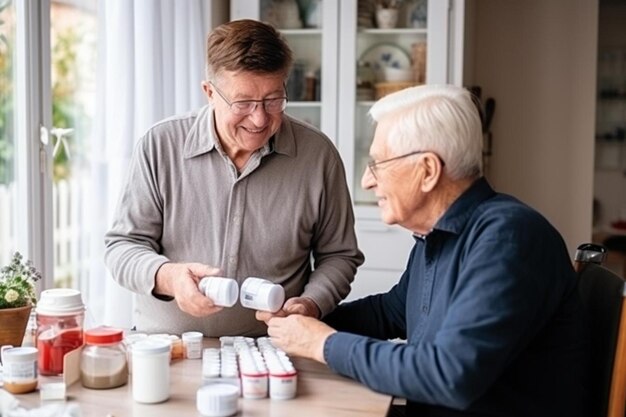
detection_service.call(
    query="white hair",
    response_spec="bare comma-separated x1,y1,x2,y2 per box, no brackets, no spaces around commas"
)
369,84,483,180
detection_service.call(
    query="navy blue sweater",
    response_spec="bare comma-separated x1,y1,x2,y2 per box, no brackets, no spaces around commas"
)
324,178,589,417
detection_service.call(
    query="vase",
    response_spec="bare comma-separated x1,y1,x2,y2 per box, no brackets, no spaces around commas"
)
406,0,427,28
375,8,399,29
0,304,32,347
266,0,302,29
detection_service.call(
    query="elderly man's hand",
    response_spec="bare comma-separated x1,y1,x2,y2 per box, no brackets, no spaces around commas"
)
267,314,336,363
255,296,320,323
154,262,223,317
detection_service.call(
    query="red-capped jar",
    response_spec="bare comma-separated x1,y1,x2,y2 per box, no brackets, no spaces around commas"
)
36,289,85,376
81,326,128,389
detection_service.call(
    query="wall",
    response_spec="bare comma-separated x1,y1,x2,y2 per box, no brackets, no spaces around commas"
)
464,0,598,252
209,0,230,28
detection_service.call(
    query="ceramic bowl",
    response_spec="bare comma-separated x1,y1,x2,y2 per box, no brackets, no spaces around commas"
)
382,67,413,82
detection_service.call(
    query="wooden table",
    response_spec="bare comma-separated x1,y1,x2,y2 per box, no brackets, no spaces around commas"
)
16,339,392,417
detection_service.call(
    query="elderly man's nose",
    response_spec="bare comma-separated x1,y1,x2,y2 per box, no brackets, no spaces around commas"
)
362,166,376,190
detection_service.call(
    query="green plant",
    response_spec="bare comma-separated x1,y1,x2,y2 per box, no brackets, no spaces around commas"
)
0,252,41,309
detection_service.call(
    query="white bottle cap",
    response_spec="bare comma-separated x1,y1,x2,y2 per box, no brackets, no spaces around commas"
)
199,277,239,307
239,277,285,313
132,339,171,356
182,331,203,342
36,288,85,316
197,384,239,417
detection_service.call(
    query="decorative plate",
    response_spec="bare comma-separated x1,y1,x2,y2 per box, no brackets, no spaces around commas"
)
359,43,411,73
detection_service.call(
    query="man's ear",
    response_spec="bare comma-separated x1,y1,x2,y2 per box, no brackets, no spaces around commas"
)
420,153,443,192
201,81,212,98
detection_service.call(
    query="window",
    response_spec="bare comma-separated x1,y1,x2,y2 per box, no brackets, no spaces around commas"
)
50,0,97,289
0,0,97,292
0,0,18,267
1,0,216,326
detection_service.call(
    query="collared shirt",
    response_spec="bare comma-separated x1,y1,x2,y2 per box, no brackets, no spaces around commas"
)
104,105,364,336
323,178,589,417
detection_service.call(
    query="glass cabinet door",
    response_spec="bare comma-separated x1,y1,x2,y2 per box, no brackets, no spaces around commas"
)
338,0,455,216
231,0,463,213
230,0,339,142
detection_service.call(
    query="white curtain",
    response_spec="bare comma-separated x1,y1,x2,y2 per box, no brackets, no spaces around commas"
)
86,0,215,328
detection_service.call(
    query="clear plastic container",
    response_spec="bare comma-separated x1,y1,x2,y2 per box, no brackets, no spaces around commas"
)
35,288,85,376
80,326,128,389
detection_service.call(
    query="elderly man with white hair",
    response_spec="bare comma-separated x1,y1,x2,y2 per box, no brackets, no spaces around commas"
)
258,84,589,417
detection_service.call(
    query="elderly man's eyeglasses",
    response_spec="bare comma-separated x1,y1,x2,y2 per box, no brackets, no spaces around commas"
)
368,150,444,180
210,82,288,115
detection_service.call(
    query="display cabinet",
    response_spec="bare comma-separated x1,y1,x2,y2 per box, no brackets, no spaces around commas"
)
231,0,339,143
337,0,463,212
595,48,626,172
231,0,466,299
338,1,465,299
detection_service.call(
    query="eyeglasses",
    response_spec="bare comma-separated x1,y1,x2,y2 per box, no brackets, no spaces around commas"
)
367,150,443,180
210,82,288,115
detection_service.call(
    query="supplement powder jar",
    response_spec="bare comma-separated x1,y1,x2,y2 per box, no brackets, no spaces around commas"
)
80,326,128,389
1,346,38,394
132,339,171,403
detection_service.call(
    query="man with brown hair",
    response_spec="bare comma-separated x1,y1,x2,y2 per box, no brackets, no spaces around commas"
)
104,20,363,336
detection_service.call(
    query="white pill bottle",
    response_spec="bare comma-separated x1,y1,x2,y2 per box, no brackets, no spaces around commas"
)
239,277,285,313
132,339,171,403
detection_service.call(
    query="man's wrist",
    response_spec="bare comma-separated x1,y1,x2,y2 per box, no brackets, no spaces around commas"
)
303,296,322,319
316,329,336,363
153,262,174,298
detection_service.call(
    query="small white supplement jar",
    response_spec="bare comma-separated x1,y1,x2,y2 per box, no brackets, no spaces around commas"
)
239,347,268,399
239,277,285,313
269,370,298,400
197,383,239,417
199,277,239,307
182,331,203,359
259,341,297,400
132,339,171,403
1,346,38,394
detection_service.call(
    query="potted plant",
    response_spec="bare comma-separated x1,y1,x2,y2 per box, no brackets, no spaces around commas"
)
0,252,41,346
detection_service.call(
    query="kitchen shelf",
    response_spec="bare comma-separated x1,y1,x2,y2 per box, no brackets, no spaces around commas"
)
359,28,428,35
281,28,322,35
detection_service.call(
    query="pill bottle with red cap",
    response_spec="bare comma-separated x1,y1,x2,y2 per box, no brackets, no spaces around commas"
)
80,326,128,389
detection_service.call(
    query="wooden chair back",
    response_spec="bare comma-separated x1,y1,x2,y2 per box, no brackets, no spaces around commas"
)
574,243,626,417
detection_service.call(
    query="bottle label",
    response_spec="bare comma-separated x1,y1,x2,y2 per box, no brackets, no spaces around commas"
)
4,360,38,382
